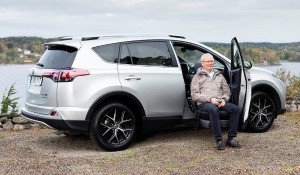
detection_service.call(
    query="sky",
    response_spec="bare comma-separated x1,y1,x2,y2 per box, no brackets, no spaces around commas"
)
0,0,299,42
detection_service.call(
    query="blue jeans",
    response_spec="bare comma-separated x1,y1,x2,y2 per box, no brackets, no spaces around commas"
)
198,102,241,142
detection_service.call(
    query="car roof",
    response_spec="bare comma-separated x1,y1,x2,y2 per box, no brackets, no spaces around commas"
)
44,33,231,62
45,34,188,48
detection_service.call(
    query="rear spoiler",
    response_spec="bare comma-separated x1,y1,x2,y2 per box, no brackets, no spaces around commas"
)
43,40,82,49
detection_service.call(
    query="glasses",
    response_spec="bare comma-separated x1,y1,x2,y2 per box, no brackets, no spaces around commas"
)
202,60,214,63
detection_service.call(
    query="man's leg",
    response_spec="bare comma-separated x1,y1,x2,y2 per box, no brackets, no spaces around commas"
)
221,103,241,140
199,103,222,141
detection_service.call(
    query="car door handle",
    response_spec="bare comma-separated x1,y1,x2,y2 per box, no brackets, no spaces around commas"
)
125,76,141,80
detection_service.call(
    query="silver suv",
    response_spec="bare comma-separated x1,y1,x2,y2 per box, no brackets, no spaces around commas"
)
21,34,286,151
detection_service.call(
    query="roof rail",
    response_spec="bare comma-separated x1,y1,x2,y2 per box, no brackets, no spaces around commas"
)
101,33,186,39
58,34,186,41
81,36,100,41
169,35,186,39
59,36,73,41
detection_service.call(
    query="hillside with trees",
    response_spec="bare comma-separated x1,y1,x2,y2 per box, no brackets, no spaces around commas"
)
0,37,300,65
204,42,300,65
0,37,55,64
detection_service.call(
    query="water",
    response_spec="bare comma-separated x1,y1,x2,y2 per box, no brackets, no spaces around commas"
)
1,63,300,112
0,64,34,111
259,62,300,76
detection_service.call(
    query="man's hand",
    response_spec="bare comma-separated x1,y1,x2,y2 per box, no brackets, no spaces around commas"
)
210,98,221,105
210,98,226,107
218,99,226,108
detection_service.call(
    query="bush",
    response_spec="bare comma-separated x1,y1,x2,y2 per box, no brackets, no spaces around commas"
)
276,68,300,99
1,83,19,114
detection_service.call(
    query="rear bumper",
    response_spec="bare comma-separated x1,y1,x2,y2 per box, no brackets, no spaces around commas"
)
21,108,89,132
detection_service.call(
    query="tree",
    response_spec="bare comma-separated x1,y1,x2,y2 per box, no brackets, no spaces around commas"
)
7,42,14,49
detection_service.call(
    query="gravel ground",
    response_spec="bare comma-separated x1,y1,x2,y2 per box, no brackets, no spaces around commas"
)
0,113,299,175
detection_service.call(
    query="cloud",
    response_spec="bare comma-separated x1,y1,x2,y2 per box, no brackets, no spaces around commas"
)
0,0,299,42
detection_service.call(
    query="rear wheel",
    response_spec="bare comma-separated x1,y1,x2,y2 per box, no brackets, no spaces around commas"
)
247,91,276,132
90,103,136,151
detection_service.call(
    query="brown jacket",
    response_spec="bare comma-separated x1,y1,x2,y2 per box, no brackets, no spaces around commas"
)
191,68,231,105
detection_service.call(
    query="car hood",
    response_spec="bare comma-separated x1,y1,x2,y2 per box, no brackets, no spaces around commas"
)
249,66,275,75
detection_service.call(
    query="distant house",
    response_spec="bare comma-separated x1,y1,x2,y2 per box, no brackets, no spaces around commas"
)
262,60,268,65
17,48,23,52
33,53,41,57
20,54,24,58
24,50,31,55
24,59,33,63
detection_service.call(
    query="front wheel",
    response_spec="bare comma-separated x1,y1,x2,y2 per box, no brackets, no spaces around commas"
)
247,91,276,132
90,103,136,151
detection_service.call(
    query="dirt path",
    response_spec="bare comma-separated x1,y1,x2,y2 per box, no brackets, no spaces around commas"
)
0,114,299,175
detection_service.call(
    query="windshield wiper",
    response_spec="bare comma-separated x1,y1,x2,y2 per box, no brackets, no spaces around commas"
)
36,63,44,67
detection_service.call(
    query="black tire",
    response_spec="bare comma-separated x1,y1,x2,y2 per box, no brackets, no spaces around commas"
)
89,103,136,151
247,91,276,132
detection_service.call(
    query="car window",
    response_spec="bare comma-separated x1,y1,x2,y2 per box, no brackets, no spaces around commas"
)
125,41,173,67
93,43,120,63
38,45,77,69
173,44,224,69
120,44,132,64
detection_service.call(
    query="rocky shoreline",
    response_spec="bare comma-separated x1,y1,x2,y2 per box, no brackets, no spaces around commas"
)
286,98,300,112
0,112,41,131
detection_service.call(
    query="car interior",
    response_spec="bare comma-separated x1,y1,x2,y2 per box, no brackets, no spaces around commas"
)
172,42,232,128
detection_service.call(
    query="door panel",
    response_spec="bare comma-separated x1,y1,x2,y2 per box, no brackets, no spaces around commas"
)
231,37,251,123
118,41,185,117
118,65,185,117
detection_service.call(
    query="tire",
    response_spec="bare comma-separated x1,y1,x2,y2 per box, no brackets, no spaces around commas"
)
89,103,136,151
247,91,276,132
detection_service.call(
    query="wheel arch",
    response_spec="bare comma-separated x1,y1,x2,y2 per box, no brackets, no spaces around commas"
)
252,84,281,117
86,91,146,132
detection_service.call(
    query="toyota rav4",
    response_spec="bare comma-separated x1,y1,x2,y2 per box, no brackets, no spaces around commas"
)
21,34,286,151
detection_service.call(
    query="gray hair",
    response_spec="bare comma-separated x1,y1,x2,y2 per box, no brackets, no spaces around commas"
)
200,53,214,62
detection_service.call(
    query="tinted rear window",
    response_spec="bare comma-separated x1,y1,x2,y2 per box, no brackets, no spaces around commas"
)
93,43,120,63
38,46,77,69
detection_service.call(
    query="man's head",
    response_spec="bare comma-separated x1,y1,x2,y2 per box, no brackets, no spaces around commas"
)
200,53,214,72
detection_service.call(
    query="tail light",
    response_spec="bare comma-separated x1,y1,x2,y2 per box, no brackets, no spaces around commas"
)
42,70,90,82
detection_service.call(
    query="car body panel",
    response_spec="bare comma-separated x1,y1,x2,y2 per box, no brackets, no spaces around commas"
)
118,64,185,117
25,67,58,114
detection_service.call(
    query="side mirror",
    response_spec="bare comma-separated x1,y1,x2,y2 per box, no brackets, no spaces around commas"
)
244,60,252,70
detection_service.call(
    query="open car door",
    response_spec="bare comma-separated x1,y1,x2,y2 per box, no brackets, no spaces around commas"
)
230,37,251,127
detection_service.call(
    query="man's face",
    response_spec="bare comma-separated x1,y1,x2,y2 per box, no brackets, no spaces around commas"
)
201,55,214,72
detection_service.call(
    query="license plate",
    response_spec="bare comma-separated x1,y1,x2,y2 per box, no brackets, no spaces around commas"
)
31,76,43,86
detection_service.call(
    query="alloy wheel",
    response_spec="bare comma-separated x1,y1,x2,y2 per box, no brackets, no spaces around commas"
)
248,92,275,132
100,108,134,145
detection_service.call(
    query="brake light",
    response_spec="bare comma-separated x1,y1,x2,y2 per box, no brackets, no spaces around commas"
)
42,70,90,82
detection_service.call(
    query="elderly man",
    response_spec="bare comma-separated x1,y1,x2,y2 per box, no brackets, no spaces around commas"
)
191,53,241,150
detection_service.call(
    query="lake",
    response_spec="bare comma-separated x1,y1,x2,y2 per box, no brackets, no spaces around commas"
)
0,62,300,111
0,64,34,111
259,62,300,76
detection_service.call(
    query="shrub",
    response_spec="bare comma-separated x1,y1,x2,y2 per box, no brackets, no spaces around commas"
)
1,83,19,114
276,68,300,99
